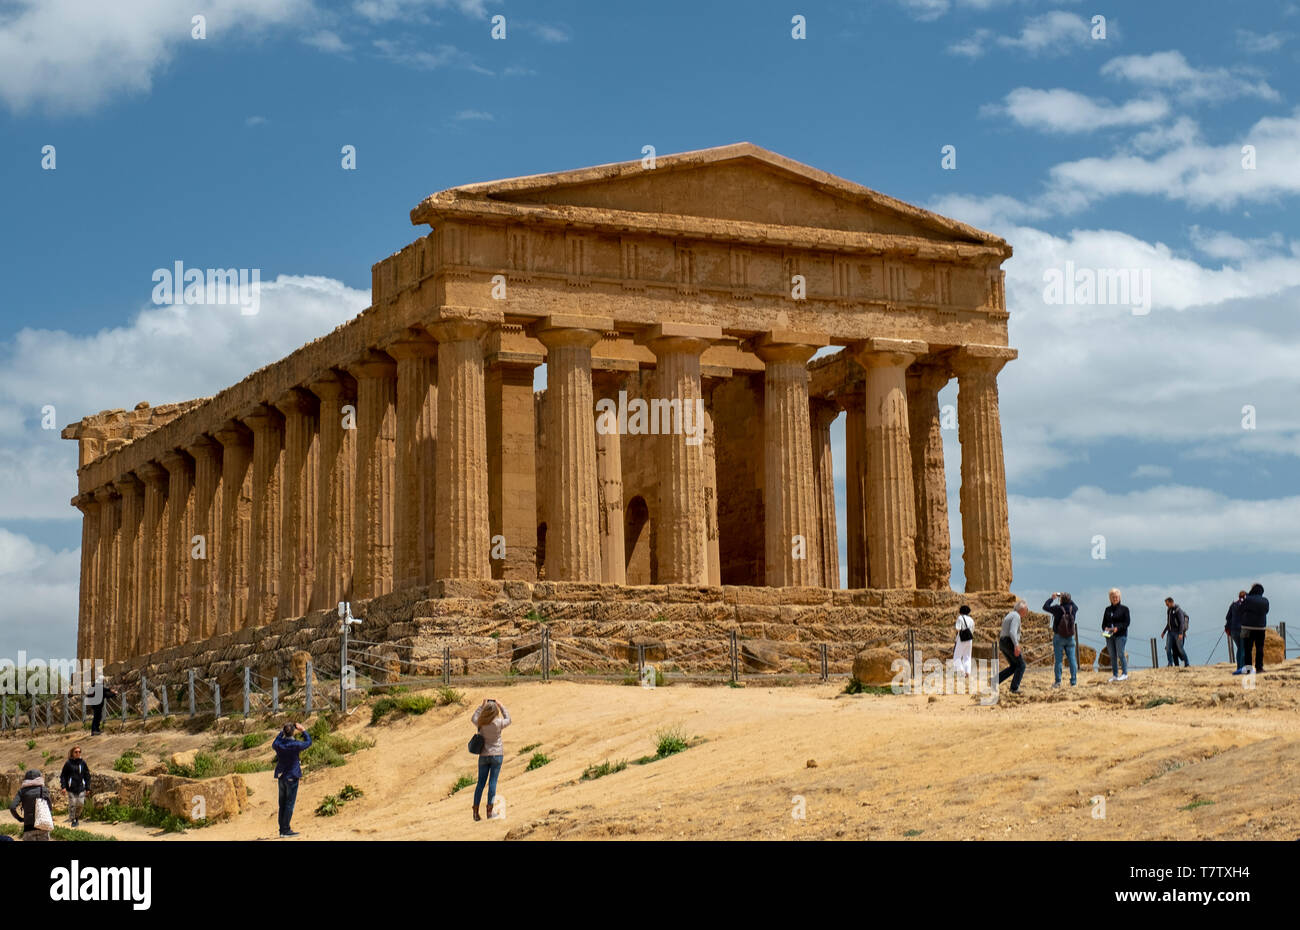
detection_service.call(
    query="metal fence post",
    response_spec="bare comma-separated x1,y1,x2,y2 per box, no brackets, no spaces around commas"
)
820,643,829,682
120,690,127,727
141,674,148,721
213,682,221,719
62,695,69,728
341,620,349,715
272,677,279,715
244,666,251,718
1150,638,1158,669
542,627,550,682
729,630,739,683
188,669,196,717
305,661,313,714
1280,622,1288,659
443,646,450,686
1227,634,1236,666
636,643,645,680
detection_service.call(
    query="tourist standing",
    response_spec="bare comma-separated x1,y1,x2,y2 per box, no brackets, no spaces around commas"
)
953,605,975,677
1237,583,1270,673
60,745,92,828
272,722,313,837
1043,593,1079,688
86,679,117,735
1101,589,1130,682
1162,598,1190,667
997,601,1028,693
471,698,511,821
8,769,53,841
1226,590,1248,674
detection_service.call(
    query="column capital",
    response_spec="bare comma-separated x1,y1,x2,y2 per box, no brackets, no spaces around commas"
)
213,420,253,449
272,387,322,418
136,460,169,488
384,330,440,361
73,491,97,512
93,485,120,504
307,368,357,399
949,344,1018,376
906,360,952,393
345,350,398,381
637,322,723,357
427,318,493,344
159,448,194,473
112,473,143,495
752,330,828,365
834,388,866,414
854,337,928,370
533,314,614,352
240,403,285,434
183,433,223,459
809,396,839,430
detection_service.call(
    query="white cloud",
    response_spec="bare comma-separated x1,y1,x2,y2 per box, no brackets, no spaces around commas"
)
1101,50,1280,103
0,0,311,115
1188,226,1288,262
1131,464,1173,479
1235,29,1290,54
988,87,1169,134
245,115,269,127
897,0,1046,21
373,38,491,73
303,30,351,54
353,0,486,23
453,109,494,121
950,11,1093,58
0,528,79,660
0,275,369,520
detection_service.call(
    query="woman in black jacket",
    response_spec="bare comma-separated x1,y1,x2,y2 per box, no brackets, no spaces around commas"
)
8,769,52,841
1237,583,1270,673
60,745,92,828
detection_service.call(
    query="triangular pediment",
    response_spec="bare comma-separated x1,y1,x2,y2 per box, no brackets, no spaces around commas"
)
416,143,1001,247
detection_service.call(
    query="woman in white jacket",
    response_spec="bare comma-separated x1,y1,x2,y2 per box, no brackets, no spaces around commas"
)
953,605,975,677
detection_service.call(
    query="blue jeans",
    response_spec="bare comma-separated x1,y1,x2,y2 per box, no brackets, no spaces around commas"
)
1165,634,1188,666
1108,634,1128,675
277,776,299,835
1052,634,1077,684
474,754,503,807
1230,630,1245,670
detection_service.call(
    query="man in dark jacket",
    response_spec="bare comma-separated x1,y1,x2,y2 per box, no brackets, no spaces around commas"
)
1043,593,1079,687
86,680,117,735
59,746,92,827
9,769,52,841
272,722,313,837
1226,590,1248,674
1237,583,1270,673
1162,598,1190,667
1101,588,1131,681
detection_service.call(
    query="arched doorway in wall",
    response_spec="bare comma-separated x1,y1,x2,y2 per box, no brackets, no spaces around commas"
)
624,496,653,585
536,523,547,580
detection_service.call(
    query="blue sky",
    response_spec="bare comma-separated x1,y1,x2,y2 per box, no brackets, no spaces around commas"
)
2,0,1297,667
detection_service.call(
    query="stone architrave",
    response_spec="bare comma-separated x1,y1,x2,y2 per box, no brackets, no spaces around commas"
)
214,422,253,633
136,462,169,654
810,398,840,589
755,332,827,587
387,334,439,590
428,315,494,580
839,391,868,589
906,363,952,591
639,323,721,585
853,338,927,590
159,449,195,649
93,486,120,665
241,405,283,627
593,369,628,585
184,435,224,640
112,473,144,661
73,493,100,663
952,345,1018,592
308,371,356,607
274,389,321,616
346,351,398,599
536,315,611,583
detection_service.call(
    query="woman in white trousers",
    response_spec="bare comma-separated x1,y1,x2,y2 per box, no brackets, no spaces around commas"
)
953,605,974,677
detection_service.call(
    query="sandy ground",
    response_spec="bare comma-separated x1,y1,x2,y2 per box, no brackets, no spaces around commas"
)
5,659,1298,841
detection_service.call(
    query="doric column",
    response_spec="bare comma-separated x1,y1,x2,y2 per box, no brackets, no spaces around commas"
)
214,422,253,633
429,318,492,580
387,335,439,590
308,372,356,608
346,351,397,599
755,332,826,587
536,316,609,582
73,493,100,664
112,474,144,661
701,379,721,587
184,436,223,640
593,369,627,585
952,345,1018,592
160,449,195,648
137,462,169,655
487,351,541,581
854,338,928,589
241,406,283,627
274,389,320,617
640,323,720,585
810,399,841,589
93,486,120,665
907,363,953,591
839,391,868,588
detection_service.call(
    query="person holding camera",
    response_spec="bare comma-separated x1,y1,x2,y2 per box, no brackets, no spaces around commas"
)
1043,592,1079,688
272,722,313,838
471,698,511,821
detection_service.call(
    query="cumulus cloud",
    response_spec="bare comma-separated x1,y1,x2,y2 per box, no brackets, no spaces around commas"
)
0,275,369,520
1101,50,1281,103
950,11,1094,58
0,0,311,114
987,87,1169,133
303,29,351,54
0,528,79,659
353,0,486,23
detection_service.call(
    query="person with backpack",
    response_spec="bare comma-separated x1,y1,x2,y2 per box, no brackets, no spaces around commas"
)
952,605,975,677
1043,593,1079,688
1226,590,1248,674
1237,583,1270,673
59,745,92,828
1162,598,1190,667
8,769,53,841
470,698,510,821
272,722,313,838
1101,588,1131,682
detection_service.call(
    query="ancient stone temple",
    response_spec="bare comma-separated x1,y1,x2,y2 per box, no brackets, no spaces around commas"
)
64,144,1016,668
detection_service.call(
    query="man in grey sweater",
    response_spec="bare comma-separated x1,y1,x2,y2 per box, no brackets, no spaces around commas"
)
997,601,1029,693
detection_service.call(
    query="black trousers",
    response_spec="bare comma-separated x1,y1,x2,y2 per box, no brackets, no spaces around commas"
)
90,703,103,733
1241,629,1266,671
